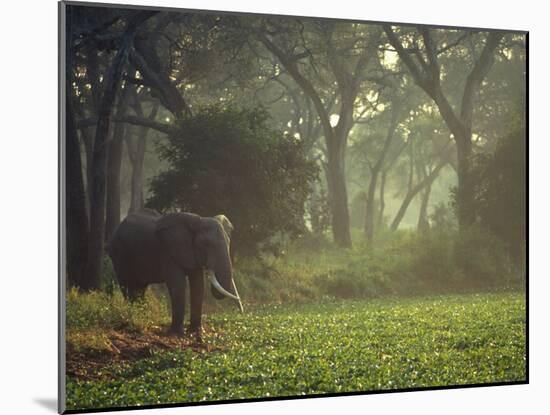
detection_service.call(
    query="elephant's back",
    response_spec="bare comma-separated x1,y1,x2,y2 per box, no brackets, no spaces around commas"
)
108,213,162,277
109,213,157,247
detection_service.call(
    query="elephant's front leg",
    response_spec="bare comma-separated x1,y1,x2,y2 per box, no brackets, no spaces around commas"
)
188,268,205,340
166,275,186,336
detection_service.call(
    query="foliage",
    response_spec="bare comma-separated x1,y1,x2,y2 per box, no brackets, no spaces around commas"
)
472,127,526,266
66,293,525,410
307,185,331,235
450,119,526,267
429,202,457,232
94,226,522,320
349,191,368,229
147,105,318,255
453,226,516,286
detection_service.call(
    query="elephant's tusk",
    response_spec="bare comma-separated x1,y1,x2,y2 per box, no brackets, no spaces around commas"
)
231,279,244,313
208,273,241,304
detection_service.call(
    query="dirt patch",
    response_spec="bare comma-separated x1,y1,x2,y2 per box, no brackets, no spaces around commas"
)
66,327,217,381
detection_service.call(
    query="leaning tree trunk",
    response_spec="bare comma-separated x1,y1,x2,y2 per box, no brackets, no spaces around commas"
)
391,162,446,231
391,191,414,232
417,181,433,232
66,104,89,287
377,170,387,229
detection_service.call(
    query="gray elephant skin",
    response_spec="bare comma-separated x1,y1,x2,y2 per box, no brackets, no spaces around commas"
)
107,209,241,336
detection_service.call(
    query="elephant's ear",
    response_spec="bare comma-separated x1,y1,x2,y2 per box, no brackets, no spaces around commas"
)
155,213,202,270
214,214,234,237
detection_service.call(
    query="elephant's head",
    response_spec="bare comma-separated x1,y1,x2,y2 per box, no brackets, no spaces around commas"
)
155,212,242,311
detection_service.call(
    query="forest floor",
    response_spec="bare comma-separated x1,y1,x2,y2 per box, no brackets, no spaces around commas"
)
66,328,212,381
65,292,526,411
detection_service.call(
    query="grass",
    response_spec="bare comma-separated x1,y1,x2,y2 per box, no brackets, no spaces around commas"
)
66,292,526,411
65,228,525,410
224,227,522,307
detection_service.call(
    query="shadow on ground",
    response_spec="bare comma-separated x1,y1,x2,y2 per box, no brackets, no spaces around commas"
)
34,398,57,412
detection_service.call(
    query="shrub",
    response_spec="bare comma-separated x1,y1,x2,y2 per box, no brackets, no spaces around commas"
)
453,226,515,288
147,104,319,255
66,287,168,332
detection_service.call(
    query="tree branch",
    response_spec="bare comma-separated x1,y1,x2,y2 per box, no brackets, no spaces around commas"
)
419,28,440,80
383,26,426,88
257,30,334,141
78,115,177,135
460,32,504,129
128,47,191,118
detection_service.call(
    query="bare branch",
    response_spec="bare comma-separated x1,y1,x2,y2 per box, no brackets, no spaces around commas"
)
257,30,334,141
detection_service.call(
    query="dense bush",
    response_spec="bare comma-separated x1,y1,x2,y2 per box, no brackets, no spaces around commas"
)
147,105,319,255
452,122,526,268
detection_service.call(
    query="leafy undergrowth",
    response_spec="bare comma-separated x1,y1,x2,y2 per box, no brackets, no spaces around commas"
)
66,292,526,411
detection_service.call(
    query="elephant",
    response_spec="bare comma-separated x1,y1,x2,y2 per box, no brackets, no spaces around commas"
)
107,209,243,337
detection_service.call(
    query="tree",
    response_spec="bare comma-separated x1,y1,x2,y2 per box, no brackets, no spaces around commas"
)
65,104,89,287
65,6,89,287
147,105,318,255
126,95,159,214
351,91,405,242
390,132,452,231
384,27,504,228
256,20,382,247
81,10,157,291
105,87,131,241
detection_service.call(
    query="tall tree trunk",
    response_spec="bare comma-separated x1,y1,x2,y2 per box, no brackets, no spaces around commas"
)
83,11,155,291
105,123,125,242
325,136,352,247
127,127,146,213
66,103,89,287
65,6,88,288
80,128,94,212
105,89,131,241
127,97,159,214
